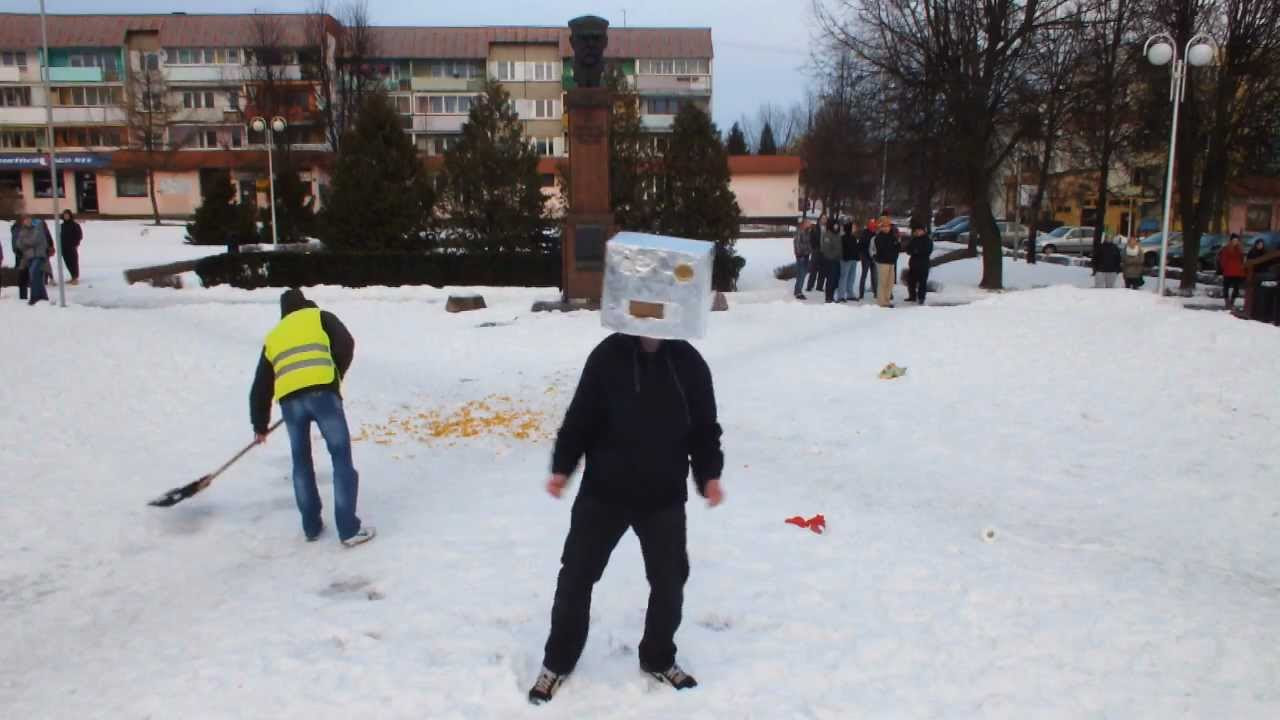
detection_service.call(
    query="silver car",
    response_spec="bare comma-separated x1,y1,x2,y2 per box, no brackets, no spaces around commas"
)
1037,226,1097,255
957,221,1029,249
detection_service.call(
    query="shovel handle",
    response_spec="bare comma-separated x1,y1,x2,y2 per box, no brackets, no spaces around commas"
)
209,419,284,481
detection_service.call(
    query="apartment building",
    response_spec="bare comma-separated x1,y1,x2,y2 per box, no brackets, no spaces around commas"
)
0,13,712,218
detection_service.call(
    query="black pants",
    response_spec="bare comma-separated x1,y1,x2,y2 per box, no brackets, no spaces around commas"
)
805,260,825,292
858,258,877,299
823,258,840,302
910,264,930,304
542,496,689,675
63,246,79,280
15,260,28,300
1224,277,1243,306
1124,276,1143,289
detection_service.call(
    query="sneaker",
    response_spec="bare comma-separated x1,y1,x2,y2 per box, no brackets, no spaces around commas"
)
340,526,376,548
645,662,698,690
528,666,567,705
794,293,806,300
306,522,325,542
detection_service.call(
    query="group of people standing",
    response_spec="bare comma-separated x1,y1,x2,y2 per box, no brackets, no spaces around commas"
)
3,210,83,304
1100,232,1269,310
793,213,934,307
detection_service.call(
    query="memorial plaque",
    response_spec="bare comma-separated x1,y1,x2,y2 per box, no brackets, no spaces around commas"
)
574,224,606,270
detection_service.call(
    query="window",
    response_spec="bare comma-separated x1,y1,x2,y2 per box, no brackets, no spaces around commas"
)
533,62,558,81
227,90,240,111
645,97,688,115
116,170,148,197
0,87,31,106
639,58,707,75
204,48,216,64
496,61,515,81
34,171,66,198
57,86,122,106
0,129,40,148
1,51,27,68
532,137,555,156
394,95,411,114
444,96,457,114
432,136,459,155
145,53,160,71
532,99,560,119
458,96,472,114
230,128,242,148
182,91,217,109
1246,204,1272,232
226,48,241,64
400,115,414,130
0,171,21,196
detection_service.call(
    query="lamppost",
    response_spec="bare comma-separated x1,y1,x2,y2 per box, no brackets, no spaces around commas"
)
1144,32,1217,296
250,115,288,246
38,0,65,307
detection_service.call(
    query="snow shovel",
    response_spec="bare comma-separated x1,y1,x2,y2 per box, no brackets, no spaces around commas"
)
147,419,284,507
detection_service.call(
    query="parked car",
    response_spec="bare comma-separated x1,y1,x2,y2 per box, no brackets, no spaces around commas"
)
1168,233,1224,271
957,221,1029,249
932,216,970,243
1036,226,1097,255
1136,232,1181,268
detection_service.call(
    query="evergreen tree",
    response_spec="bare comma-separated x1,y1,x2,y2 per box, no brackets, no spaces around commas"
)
440,80,546,253
187,171,256,246
321,92,435,252
655,104,744,291
725,122,749,155
758,123,778,155
605,64,657,230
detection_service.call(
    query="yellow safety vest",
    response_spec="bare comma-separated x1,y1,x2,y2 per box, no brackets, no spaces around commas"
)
263,308,337,401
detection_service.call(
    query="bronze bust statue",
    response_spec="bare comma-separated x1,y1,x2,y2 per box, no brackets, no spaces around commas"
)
568,15,609,88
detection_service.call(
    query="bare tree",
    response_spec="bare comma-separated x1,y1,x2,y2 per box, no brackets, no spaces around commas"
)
818,0,1079,289
126,53,186,225
307,0,379,151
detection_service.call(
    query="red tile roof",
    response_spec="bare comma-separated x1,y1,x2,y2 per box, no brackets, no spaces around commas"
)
728,155,802,175
0,13,326,49
369,26,712,60
0,15,712,60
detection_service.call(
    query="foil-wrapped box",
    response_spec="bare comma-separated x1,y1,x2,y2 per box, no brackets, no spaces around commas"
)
601,232,715,340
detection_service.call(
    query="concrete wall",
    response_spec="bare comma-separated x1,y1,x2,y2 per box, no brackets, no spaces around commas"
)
729,172,799,220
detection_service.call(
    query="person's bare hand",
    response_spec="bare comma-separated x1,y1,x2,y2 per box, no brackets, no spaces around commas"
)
703,479,725,508
254,433,268,445
547,473,570,499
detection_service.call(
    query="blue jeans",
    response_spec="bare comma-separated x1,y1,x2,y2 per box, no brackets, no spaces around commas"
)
27,257,48,302
838,260,857,301
793,256,808,296
280,389,362,541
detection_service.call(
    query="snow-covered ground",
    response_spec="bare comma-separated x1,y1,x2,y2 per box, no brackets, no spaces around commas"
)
2,222,1278,718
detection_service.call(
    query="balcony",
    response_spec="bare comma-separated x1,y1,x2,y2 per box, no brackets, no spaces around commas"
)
46,67,104,83
173,108,237,124
51,106,127,124
0,106,46,123
417,115,467,133
635,75,712,95
410,76,485,93
0,66,18,82
640,115,676,132
164,65,246,84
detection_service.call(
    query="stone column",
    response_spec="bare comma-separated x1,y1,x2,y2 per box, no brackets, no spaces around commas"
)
562,87,614,302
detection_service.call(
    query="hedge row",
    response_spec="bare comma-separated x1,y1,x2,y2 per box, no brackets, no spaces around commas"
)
194,251,561,290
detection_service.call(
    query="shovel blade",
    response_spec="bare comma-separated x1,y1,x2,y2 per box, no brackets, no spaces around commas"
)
147,475,214,507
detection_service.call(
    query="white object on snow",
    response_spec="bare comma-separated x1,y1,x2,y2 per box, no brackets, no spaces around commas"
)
601,232,714,340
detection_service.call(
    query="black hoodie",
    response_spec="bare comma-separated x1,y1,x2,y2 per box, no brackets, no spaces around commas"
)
552,333,724,511
250,289,355,433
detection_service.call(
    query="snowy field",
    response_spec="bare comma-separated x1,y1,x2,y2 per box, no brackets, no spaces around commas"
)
2,222,1278,719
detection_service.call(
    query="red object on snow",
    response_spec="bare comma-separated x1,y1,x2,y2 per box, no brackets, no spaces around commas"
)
784,514,826,534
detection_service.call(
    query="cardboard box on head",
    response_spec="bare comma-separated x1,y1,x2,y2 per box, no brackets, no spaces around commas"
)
601,232,715,340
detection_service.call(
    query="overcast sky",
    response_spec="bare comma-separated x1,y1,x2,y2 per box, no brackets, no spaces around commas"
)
29,0,814,136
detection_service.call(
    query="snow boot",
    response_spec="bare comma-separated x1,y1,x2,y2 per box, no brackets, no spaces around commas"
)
528,666,568,705
340,526,376,548
306,522,325,542
645,662,698,690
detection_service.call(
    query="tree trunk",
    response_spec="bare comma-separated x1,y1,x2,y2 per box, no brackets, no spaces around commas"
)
1092,127,1115,262
968,160,1002,288
147,166,161,226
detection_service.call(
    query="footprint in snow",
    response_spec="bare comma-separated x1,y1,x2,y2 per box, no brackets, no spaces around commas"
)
320,577,385,601
697,615,732,632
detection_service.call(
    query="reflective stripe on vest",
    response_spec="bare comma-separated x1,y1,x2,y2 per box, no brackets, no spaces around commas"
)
263,308,337,401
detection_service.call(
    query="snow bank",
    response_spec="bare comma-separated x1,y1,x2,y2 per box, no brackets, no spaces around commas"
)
2,224,1277,719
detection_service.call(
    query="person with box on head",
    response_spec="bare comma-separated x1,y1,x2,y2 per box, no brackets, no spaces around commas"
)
529,233,725,705
249,288,374,548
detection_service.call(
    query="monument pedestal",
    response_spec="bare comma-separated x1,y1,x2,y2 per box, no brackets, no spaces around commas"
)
563,87,614,302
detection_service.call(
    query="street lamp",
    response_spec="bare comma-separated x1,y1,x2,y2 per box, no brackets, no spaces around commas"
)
1145,32,1217,296
250,115,288,247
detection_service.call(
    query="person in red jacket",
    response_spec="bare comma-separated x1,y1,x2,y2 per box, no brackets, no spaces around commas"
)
1218,233,1246,309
